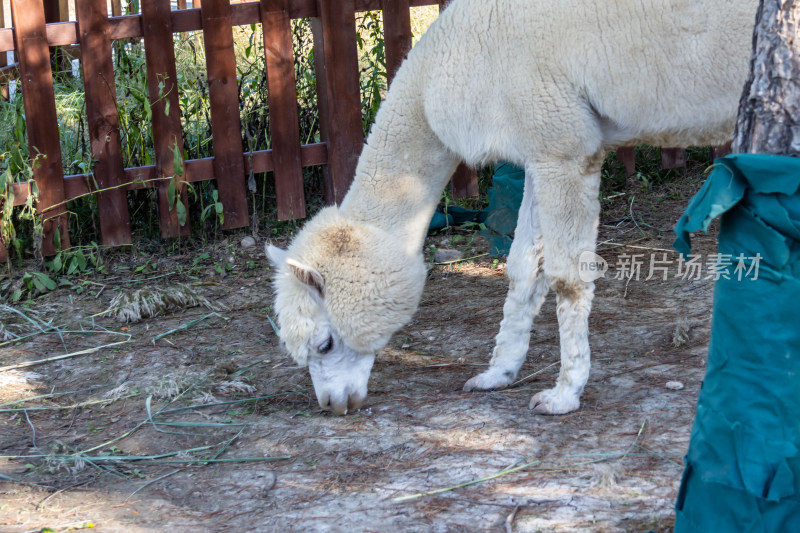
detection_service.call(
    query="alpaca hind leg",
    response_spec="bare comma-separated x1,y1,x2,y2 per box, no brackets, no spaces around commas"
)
529,159,601,415
464,169,549,391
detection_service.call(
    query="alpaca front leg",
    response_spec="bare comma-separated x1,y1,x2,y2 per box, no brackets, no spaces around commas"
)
464,171,548,392
463,244,549,391
529,280,593,414
527,155,602,414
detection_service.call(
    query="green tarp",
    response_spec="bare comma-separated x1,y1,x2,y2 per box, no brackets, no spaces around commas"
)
673,154,800,532
428,162,524,256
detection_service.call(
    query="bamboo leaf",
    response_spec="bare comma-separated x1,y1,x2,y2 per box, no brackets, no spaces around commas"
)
176,200,187,226
167,179,176,210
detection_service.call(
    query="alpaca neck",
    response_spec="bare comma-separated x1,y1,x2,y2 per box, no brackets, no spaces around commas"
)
339,96,460,253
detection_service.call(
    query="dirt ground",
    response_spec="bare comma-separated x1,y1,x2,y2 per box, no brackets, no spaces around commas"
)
0,180,719,532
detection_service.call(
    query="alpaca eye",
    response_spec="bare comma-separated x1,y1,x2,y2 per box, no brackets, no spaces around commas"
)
318,335,333,354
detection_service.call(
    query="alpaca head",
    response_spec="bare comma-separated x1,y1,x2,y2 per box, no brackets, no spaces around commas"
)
266,207,426,414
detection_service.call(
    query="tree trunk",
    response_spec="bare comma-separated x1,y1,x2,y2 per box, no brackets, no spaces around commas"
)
733,0,800,156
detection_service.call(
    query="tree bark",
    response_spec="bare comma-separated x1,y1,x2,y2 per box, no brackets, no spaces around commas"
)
733,0,800,156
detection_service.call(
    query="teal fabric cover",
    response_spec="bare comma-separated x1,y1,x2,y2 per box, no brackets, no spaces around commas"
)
673,154,800,532
428,162,525,256
479,162,525,256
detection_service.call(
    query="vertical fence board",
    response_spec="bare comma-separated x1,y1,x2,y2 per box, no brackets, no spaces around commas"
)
43,0,69,22
43,0,71,76
383,0,411,82
0,2,6,102
110,0,123,17
0,5,5,66
0,7,5,261
711,142,732,160
437,0,478,198
261,0,306,220
312,0,363,204
141,0,189,238
201,1,249,228
616,146,636,176
11,0,70,256
76,0,131,246
450,164,479,198
661,147,687,169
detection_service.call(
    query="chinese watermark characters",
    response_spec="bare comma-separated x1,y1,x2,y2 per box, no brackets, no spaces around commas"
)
578,252,762,283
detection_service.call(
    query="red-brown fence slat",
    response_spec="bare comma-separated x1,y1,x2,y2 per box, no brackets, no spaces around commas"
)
44,0,71,76
711,142,733,160
261,0,306,220
616,146,636,176
141,0,189,238
11,0,70,256
0,4,7,102
76,0,132,246
449,164,479,198
312,0,363,204
382,0,411,82
0,24,5,265
43,0,69,23
201,0,249,228
437,0,478,198
661,147,687,169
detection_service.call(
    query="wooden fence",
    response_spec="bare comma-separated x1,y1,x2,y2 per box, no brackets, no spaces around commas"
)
0,0,470,261
0,0,730,263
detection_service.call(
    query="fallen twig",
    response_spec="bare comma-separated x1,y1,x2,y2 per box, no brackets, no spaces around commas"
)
152,312,227,344
0,335,131,372
0,384,106,408
510,361,560,387
392,459,541,503
157,390,303,415
434,252,490,266
0,394,137,413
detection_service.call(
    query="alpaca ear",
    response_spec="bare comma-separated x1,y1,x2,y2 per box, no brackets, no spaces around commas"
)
286,258,325,298
266,244,288,267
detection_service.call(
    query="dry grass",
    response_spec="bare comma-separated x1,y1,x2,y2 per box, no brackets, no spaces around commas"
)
102,284,219,323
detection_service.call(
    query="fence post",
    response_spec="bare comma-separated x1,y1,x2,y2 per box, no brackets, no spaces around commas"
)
661,147,687,169
261,0,306,220
0,2,7,102
76,0,132,247
43,0,71,77
438,0,478,198
0,4,5,261
616,147,636,176
11,0,71,256
312,0,363,204
382,0,411,82
201,1,249,228
141,0,190,238
711,142,733,160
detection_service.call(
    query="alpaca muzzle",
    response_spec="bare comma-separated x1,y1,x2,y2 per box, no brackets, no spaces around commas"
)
308,350,375,415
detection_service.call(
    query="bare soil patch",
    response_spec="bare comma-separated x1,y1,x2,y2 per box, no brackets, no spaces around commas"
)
1,180,717,532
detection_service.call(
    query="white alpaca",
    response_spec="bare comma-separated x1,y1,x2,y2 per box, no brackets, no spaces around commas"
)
267,0,754,415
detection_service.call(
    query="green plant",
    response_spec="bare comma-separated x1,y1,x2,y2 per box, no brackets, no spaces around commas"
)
200,188,224,228
167,142,188,227
356,11,388,135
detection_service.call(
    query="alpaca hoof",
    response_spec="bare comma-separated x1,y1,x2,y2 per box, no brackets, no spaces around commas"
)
463,368,515,392
529,388,580,415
